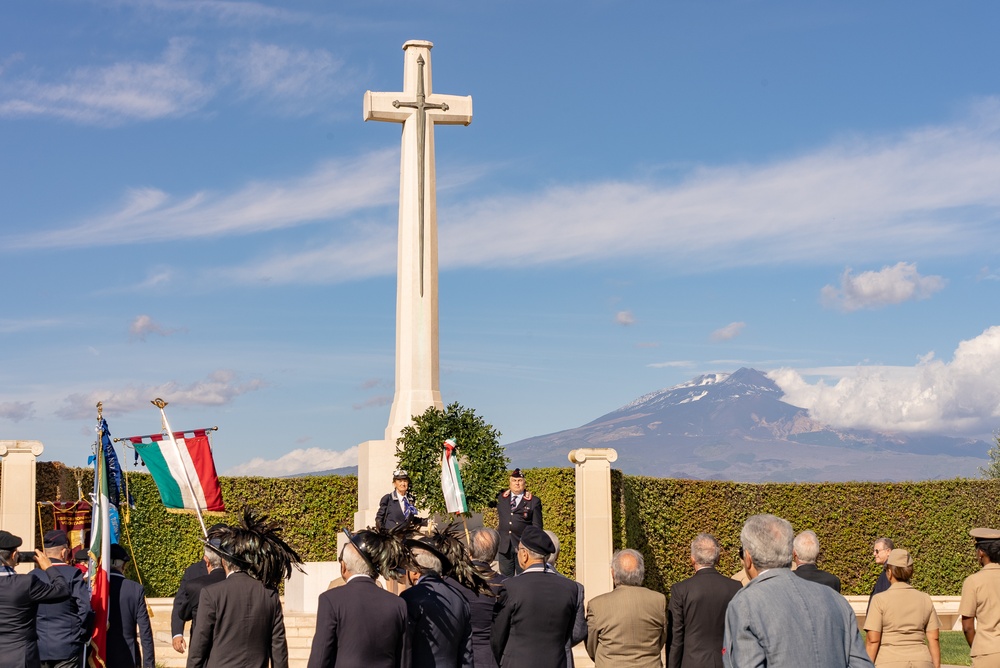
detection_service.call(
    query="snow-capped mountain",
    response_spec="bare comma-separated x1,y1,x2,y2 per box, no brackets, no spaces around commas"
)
503,368,990,482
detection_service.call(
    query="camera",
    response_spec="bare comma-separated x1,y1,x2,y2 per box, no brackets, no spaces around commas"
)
16,551,37,564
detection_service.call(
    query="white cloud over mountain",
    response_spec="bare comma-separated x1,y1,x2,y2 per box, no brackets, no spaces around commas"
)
227,446,358,476
821,262,946,311
711,321,746,341
770,325,1000,436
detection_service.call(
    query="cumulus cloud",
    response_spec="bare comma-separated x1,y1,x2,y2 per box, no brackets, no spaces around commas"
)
227,446,358,476
0,402,35,422
769,325,1000,435
711,322,746,341
129,315,183,341
56,369,264,419
821,262,946,312
615,310,636,326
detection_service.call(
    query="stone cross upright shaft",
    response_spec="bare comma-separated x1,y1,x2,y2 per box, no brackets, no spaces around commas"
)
354,41,472,529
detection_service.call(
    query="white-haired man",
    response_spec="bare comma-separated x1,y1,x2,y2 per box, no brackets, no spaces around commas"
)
793,530,841,592
307,535,408,667
723,514,872,668
586,549,667,667
668,533,741,668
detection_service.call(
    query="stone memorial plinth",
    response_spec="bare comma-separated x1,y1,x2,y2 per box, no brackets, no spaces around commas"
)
568,448,618,603
0,440,44,573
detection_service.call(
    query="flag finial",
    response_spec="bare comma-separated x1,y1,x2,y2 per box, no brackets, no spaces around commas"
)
151,398,168,409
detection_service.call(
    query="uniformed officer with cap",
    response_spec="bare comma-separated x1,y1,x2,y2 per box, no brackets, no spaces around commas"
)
491,525,579,668
864,548,940,667
496,468,543,576
0,529,71,667
376,469,422,531
35,529,92,668
960,527,1000,667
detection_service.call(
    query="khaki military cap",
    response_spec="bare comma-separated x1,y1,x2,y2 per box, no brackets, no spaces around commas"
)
970,528,1000,541
886,548,913,567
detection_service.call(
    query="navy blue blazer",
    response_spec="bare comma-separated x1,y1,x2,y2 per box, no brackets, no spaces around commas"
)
460,565,507,668
496,491,543,553
107,571,155,668
400,573,474,668
491,565,579,668
0,565,70,668
171,559,209,637
307,576,408,668
35,561,92,661
375,491,418,531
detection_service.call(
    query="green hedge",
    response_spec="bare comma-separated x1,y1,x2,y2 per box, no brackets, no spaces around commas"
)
23,463,1000,597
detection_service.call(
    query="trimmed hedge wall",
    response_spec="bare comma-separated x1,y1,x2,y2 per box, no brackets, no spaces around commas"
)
21,463,1000,597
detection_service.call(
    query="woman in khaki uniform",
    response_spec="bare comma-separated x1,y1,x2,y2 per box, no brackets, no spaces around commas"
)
960,527,1000,667
864,549,941,668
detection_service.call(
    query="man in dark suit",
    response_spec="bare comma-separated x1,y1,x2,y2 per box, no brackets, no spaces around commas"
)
793,530,842,592
307,532,408,667
587,549,667,668
186,544,289,668
667,533,741,668
106,544,155,668
458,527,508,668
496,468,543,576
492,526,579,668
545,530,588,667
173,545,225,651
36,530,92,668
0,530,70,668
867,536,893,612
401,537,474,668
171,523,226,654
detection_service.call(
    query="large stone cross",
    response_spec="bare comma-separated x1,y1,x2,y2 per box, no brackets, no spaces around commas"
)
354,41,472,530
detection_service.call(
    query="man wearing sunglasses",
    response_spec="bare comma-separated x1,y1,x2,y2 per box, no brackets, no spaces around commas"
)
867,537,894,613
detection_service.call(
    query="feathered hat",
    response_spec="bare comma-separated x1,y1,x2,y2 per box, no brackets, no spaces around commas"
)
408,522,492,596
342,518,413,580
205,508,304,590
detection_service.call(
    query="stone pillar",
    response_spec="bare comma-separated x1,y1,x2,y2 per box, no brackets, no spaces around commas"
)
0,440,44,569
568,448,618,603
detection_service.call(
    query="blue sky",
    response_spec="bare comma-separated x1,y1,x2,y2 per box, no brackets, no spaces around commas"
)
2,1,999,476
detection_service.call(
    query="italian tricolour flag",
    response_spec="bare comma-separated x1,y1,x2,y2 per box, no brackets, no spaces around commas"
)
88,440,111,668
441,438,468,514
130,430,225,512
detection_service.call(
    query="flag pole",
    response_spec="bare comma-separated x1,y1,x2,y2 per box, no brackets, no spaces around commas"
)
151,398,208,538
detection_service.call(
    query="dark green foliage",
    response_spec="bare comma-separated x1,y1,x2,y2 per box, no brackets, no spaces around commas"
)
396,402,508,515
28,462,1000,598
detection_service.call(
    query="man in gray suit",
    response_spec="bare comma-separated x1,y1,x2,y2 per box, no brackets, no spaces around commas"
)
668,533,741,668
586,549,667,667
723,514,873,668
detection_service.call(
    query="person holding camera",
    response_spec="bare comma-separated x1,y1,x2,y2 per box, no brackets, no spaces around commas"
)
0,529,71,668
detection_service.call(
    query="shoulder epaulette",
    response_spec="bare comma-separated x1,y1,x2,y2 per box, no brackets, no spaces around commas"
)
501,490,511,498
524,491,533,500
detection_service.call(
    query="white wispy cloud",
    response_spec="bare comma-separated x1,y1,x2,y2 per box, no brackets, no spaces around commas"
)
711,321,746,341
0,318,63,333
128,315,184,341
647,360,696,368
223,98,1000,284
769,325,1000,435
0,39,211,125
105,0,310,24
821,262,946,312
227,446,357,476
218,43,353,116
10,99,1000,284
56,369,264,419
0,401,35,422
615,310,636,326
8,151,398,249
0,38,352,125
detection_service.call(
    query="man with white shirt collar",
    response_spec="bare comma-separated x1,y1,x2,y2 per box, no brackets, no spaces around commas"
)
307,529,408,667
497,468,543,576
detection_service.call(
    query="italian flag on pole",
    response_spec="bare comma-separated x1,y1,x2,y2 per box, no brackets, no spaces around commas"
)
88,442,111,668
130,430,225,512
441,438,468,514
